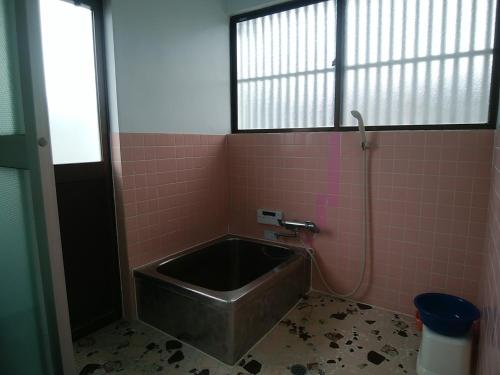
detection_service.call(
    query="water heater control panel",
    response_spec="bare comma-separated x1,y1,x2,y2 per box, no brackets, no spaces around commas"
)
257,209,283,226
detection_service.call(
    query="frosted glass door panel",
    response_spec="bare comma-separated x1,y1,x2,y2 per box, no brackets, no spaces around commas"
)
40,0,101,164
236,0,336,130
342,0,496,126
0,0,24,135
0,168,47,375
1,0,64,373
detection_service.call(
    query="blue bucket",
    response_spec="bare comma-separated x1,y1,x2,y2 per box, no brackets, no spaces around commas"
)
414,293,480,337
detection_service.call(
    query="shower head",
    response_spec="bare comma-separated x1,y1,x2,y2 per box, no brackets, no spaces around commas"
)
350,110,368,150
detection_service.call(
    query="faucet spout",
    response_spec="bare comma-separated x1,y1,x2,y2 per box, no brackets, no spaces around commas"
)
278,219,320,234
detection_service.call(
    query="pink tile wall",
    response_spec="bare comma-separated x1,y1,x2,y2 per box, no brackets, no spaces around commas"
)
114,133,228,315
118,133,228,267
477,130,500,375
112,129,494,318
227,130,493,314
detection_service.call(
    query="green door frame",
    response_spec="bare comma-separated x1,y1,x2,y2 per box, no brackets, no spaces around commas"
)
0,0,75,373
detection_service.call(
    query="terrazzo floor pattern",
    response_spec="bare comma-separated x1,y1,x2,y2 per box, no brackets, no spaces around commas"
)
75,292,420,375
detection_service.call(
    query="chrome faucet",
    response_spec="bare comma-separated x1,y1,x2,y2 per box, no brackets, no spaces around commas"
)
277,219,320,234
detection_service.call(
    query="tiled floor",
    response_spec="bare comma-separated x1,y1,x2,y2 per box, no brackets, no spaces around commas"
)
75,292,420,375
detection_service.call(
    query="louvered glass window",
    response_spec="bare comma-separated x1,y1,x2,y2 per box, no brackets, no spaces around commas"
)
235,1,337,130
342,0,497,126
231,0,498,131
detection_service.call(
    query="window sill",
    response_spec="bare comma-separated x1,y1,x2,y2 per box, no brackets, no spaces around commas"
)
231,123,495,134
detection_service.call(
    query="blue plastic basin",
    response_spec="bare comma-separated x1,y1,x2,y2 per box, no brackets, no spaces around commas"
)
414,293,480,337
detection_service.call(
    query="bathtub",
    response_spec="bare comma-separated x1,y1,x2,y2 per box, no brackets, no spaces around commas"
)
134,235,310,365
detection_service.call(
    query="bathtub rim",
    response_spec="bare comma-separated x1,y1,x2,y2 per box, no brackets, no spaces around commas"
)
133,234,308,305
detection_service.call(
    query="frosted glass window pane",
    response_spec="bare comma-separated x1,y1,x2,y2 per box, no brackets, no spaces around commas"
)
236,1,336,130
40,0,102,164
342,0,496,126
0,0,24,135
0,168,46,374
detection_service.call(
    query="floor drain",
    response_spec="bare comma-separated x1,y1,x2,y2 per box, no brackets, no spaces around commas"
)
290,364,308,375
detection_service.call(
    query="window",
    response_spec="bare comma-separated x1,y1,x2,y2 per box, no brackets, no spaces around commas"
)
234,1,336,130
40,0,102,164
230,0,499,132
342,0,496,126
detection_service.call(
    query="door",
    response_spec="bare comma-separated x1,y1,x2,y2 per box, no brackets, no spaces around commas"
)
0,0,73,373
39,0,122,339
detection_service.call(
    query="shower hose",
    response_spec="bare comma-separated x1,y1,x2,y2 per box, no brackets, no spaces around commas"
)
302,146,369,298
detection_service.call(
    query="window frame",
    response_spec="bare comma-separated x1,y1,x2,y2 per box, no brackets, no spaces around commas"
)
229,0,500,133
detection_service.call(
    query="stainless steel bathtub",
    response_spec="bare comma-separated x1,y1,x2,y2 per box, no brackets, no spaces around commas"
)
134,235,310,365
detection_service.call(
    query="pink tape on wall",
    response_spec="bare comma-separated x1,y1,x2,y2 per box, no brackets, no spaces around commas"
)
309,133,341,247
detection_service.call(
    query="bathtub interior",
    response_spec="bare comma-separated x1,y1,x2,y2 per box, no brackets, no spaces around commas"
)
156,238,295,292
